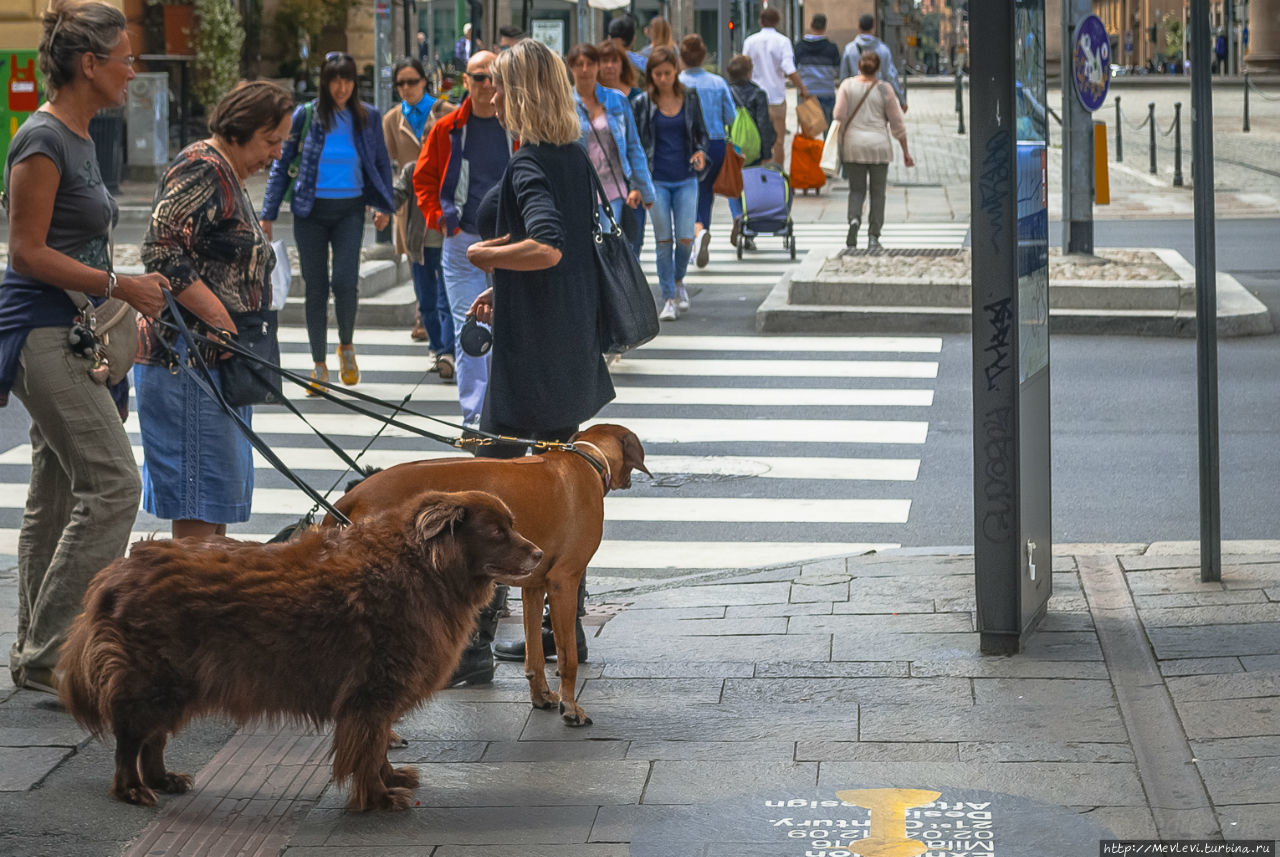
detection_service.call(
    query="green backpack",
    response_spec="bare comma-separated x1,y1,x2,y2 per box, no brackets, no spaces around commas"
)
728,105,761,165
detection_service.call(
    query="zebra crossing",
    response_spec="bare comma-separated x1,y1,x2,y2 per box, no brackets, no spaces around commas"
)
0,334,942,574
0,219,960,571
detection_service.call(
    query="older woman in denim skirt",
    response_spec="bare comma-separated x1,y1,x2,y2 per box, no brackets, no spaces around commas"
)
137,81,294,538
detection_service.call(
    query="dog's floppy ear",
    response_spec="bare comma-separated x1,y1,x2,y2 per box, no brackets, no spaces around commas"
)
612,430,651,491
413,494,467,543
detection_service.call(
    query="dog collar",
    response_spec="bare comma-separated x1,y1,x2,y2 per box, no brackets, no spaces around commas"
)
567,441,611,493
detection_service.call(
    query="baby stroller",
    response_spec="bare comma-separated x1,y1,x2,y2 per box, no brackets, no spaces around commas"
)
738,165,796,260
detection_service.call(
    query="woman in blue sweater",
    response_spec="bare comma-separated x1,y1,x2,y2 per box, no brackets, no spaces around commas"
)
261,53,394,393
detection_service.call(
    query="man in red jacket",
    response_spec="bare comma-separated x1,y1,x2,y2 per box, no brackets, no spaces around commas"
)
413,51,514,429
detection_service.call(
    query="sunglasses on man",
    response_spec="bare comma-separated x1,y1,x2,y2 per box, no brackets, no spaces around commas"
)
465,72,491,84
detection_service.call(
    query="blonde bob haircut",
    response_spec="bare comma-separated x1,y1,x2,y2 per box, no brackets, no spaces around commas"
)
490,38,581,146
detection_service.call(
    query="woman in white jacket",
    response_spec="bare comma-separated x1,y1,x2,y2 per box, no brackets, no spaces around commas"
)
832,50,914,252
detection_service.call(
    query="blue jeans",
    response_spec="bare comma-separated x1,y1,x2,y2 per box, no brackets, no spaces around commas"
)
293,195,365,364
412,245,454,355
650,178,698,300
696,138,726,229
441,230,490,427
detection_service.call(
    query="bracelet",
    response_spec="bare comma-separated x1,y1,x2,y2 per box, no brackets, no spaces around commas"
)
105,270,117,299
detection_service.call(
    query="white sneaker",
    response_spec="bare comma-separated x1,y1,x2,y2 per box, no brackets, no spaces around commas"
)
676,285,690,311
659,299,679,321
695,229,711,268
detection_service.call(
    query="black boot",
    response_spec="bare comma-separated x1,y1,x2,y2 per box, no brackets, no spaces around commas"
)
494,579,588,663
448,584,507,687
846,219,860,248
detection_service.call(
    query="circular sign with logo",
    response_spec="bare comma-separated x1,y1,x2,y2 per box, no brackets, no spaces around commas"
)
628,787,1118,856
1073,15,1111,112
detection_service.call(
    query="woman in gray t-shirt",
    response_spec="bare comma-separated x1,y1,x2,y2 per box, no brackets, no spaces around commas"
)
1,0,167,697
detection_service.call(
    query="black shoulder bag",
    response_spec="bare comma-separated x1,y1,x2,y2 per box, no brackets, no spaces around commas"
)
588,168,658,354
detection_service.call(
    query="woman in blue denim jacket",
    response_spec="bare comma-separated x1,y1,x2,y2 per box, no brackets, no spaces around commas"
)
568,44,656,224
260,52,394,393
677,34,738,270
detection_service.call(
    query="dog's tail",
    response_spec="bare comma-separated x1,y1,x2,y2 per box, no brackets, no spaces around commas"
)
58,579,129,738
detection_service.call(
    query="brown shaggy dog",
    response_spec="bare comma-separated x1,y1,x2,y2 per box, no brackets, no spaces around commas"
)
57,491,543,811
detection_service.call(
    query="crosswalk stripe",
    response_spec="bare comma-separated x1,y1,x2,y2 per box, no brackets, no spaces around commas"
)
276,329,945,354
97,414,930,445
0,446,919,482
0,486,909,523
604,359,938,379
0,530,897,569
268,353,938,378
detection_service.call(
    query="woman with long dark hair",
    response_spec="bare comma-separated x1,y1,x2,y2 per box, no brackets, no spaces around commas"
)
261,52,394,392
632,46,707,321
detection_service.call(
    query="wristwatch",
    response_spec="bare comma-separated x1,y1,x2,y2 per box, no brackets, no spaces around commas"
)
105,270,117,299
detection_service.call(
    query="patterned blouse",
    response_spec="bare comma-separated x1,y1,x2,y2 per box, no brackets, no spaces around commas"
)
138,140,274,365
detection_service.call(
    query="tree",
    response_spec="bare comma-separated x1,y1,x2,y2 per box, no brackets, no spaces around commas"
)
193,0,245,107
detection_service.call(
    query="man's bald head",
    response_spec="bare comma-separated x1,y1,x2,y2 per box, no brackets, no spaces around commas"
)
465,51,499,117
466,51,496,76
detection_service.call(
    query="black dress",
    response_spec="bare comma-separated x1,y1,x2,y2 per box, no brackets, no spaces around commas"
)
481,143,615,437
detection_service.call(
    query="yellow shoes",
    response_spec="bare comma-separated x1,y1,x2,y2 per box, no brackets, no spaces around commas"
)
337,344,360,385
307,363,329,397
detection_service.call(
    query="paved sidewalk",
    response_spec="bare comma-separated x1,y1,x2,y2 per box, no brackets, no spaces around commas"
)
3,542,1278,854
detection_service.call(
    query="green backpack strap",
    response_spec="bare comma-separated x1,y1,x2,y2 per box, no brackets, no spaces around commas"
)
284,101,315,204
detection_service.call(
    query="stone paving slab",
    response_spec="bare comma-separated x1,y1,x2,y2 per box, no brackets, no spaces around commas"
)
1172,698,1280,740
719,676,971,707
1159,656,1246,676
0,744,74,790
297,805,600,847
815,761,1147,808
1147,623,1280,659
794,740,960,762
1165,670,1280,701
643,760,819,804
625,741,796,762
858,702,1127,744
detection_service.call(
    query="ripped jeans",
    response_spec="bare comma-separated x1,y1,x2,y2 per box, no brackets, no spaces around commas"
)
649,177,698,300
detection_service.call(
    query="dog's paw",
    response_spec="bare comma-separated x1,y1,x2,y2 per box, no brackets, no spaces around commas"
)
559,702,593,727
530,688,559,710
381,787,415,811
149,772,193,794
114,784,158,806
384,765,419,789
387,729,409,749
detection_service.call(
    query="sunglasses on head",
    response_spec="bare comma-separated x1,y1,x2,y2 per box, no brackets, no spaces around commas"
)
325,52,353,63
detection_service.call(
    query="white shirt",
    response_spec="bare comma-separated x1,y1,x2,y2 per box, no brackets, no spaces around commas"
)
742,27,796,104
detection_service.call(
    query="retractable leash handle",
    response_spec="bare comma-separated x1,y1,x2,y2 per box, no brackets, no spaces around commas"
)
159,292,353,527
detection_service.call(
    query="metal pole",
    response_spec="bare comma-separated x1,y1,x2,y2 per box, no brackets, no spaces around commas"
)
1173,101,1183,186
403,0,415,56
1115,96,1123,162
1062,0,1093,254
956,70,965,135
1243,72,1251,132
1190,0,1221,583
1148,102,1157,174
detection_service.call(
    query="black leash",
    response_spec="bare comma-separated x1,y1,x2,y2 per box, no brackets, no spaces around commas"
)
158,292,352,526
156,315,606,473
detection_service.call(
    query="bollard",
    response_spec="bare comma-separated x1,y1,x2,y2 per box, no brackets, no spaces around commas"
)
1173,102,1184,187
1094,121,1110,204
956,71,965,135
1115,96,1123,162
1244,72,1251,132
1148,102,1157,175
